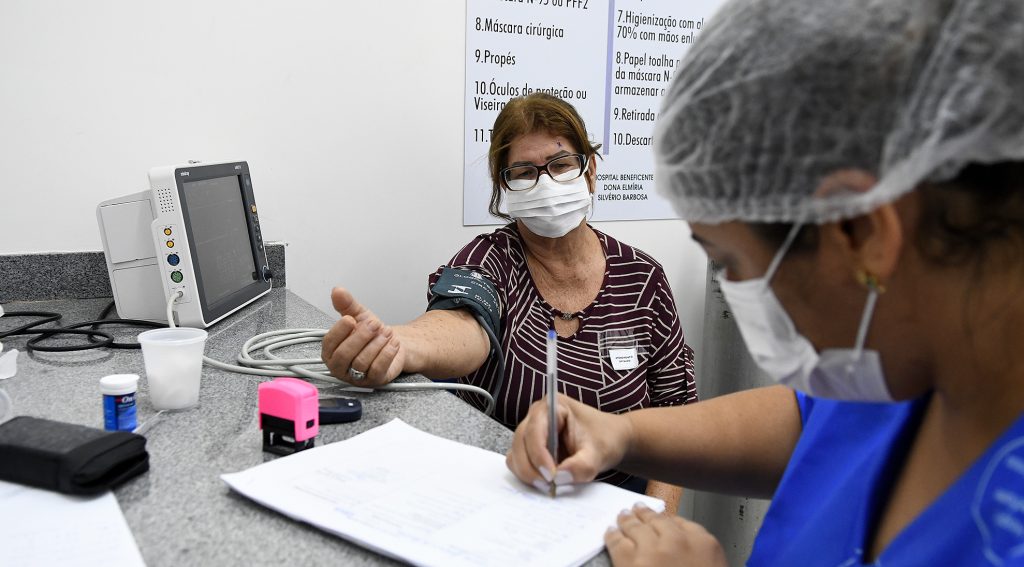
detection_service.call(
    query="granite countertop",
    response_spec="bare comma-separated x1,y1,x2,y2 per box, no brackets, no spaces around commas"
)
0,290,528,566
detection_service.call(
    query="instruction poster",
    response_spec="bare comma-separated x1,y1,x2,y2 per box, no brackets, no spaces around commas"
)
463,0,725,225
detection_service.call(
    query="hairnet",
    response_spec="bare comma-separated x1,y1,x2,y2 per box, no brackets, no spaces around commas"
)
654,0,1024,224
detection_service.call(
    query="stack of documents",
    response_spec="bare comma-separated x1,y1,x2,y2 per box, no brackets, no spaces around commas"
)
222,419,663,567
0,480,145,566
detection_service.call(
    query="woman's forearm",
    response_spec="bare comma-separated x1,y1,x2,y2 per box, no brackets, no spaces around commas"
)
395,309,491,378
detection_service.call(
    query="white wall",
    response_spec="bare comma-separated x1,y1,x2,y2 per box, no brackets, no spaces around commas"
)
0,0,708,371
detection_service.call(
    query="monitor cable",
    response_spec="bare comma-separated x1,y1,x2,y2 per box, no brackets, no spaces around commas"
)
164,292,502,416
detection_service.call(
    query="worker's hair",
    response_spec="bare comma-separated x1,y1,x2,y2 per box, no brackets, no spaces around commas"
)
751,161,1024,273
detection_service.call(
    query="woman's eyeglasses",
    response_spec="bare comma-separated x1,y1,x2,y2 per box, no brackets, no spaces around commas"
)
501,154,588,191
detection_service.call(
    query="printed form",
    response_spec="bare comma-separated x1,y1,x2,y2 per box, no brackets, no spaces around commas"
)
221,419,664,567
0,480,146,566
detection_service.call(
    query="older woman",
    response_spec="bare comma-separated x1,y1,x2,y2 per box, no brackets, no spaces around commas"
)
321,93,698,511
506,0,1024,565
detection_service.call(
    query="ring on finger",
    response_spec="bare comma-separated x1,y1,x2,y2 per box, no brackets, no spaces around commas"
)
348,368,367,381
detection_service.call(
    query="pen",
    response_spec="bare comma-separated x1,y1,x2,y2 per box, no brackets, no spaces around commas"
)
546,328,558,498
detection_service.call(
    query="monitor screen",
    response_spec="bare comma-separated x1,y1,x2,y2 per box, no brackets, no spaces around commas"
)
181,175,256,307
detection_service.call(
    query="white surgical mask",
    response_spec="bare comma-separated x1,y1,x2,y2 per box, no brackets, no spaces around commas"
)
717,224,893,402
505,175,591,238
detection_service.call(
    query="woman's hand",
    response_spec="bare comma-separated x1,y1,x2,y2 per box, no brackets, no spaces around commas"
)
606,504,727,567
321,287,404,387
506,394,632,490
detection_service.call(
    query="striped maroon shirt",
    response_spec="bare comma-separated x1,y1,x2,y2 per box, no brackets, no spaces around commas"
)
427,224,698,485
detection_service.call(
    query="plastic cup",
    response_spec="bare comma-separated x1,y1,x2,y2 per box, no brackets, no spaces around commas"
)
138,327,208,410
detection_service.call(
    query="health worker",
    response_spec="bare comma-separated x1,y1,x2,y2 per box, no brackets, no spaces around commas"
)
321,93,699,512
506,0,1024,565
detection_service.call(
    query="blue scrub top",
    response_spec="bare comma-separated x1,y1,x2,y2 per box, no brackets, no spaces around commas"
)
748,393,1024,566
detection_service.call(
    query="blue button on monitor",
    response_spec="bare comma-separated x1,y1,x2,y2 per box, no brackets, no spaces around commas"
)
167,254,180,266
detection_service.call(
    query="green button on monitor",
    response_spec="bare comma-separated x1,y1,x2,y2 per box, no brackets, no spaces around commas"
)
170,271,184,283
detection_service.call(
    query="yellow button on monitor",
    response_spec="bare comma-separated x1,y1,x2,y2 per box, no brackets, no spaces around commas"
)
163,228,172,236
166,240,174,248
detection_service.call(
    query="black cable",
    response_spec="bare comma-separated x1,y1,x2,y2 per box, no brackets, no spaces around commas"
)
83,302,166,349
26,328,115,352
1,304,166,353
0,311,63,340
472,312,506,411
0,310,111,353
97,301,117,321
86,301,120,346
33,317,164,347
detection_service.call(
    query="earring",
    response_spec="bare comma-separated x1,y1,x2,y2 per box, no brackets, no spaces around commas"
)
856,270,887,294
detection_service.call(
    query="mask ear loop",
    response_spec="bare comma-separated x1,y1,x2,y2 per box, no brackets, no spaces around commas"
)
851,271,886,363
584,156,596,221
762,223,804,285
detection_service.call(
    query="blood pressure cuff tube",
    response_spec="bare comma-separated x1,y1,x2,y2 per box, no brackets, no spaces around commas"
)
0,415,149,495
427,267,502,346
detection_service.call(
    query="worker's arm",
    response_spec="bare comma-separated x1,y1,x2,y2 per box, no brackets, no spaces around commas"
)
507,385,802,499
621,385,801,498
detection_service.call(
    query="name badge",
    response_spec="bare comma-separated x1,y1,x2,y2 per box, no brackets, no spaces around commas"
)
608,348,639,371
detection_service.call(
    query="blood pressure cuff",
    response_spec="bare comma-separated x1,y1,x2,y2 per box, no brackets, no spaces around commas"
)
427,267,502,345
0,415,149,495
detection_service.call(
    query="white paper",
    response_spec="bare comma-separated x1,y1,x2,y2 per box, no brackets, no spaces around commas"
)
608,348,639,371
222,419,663,567
0,480,146,566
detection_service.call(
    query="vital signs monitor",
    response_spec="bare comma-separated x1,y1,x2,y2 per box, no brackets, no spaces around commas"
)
97,161,272,328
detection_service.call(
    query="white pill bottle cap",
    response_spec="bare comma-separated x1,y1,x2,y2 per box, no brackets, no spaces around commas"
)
100,374,139,396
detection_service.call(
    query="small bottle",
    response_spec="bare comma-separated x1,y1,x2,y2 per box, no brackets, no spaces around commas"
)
100,374,139,432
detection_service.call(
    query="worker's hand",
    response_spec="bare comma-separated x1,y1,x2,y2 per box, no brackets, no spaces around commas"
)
506,394,631,492
321,287,404,387
606,503,727,567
